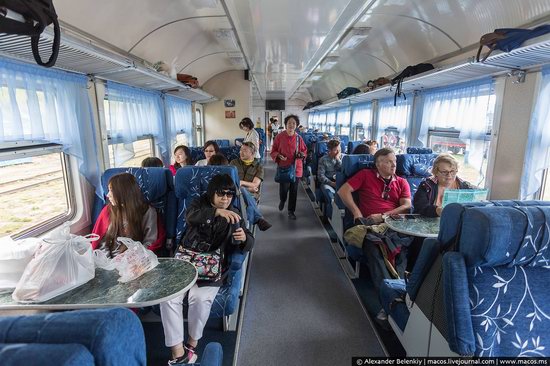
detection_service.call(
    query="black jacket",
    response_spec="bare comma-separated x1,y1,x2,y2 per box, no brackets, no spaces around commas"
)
413,177,476,217
183,194,254,286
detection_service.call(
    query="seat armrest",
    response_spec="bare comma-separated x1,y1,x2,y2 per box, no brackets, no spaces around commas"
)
407,238,441,301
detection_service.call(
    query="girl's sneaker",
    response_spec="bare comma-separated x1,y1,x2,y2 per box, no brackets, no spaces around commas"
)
167,344,198,365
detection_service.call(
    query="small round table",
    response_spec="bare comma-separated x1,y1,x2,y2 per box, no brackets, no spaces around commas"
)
385,215,440,238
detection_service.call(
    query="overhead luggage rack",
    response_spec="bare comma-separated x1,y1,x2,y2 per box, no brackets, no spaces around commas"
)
310,32,550,111
0,26,217,103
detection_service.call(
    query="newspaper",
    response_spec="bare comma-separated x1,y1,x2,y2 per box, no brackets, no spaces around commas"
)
442,189,488,207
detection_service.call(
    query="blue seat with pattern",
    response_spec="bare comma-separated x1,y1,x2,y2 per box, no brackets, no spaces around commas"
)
406,147,433,154
255,128,266,161
336,135,350,153
396,153,438,197
214,139,230,147
234,138,244,146
174,166,246,325
92,167,176,253
219,146,240,162
189,147,205,163
347,140,363,155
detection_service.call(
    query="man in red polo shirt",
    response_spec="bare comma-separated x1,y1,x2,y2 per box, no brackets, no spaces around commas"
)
338,148,411,223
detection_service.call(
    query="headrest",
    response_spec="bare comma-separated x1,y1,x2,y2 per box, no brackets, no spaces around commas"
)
175,166,240,200
219,146,241,162
396,154,437,177
342,154,375,178
460,206,550,268
406,147,433,154
347,141,363,154
316,141,328,156
189,147,205,162
101,167,168,205
214,139,230,147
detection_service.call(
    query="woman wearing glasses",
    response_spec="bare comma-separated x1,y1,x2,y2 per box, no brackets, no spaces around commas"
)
160,174,253,364
413,153,476,217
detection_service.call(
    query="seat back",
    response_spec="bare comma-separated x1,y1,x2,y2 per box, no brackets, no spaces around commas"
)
443,205,550,356
174,166,241,243
214,139,230,147
219,146,241,162
347,140,363,154
234,138,244,146
255,128,266,160
189,147,205,163
336,135,350,153
406,147,433,154
92,167,176,245
312,141,329,176
396,153,438,196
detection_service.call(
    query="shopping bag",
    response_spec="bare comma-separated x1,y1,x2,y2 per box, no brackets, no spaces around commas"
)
0,236,40,292
12,225,97,303
110,237,159,283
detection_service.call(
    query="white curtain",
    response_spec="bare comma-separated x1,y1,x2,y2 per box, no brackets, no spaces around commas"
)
325,110,336,133
520,68,550,199
165,95,193,156
336,107,351,134
377,98,412,151
106,81,165,166
0,58,100,196
351,102,372,137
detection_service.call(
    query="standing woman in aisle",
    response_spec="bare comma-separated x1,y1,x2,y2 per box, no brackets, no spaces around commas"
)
239,117,261,159
270,114,307,220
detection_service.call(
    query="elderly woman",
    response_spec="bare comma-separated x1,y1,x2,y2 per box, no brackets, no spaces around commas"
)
239,117,261,159
413,153,476,217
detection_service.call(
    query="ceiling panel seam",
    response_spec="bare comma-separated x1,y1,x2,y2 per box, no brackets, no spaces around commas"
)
127,15,228,52
178,51,228,73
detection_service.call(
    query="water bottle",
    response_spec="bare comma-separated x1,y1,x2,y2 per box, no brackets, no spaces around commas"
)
231,222,242,245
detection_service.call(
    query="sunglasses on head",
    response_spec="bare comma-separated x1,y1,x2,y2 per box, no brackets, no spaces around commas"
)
382,184,391,200
215,190,235,198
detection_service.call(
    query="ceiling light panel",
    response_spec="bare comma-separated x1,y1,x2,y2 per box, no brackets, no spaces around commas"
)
339,27,371,50
320,56,339,71
214,29,238,50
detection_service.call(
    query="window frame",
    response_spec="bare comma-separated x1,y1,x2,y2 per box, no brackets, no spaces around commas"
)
107,134,155,168
0,141,76,239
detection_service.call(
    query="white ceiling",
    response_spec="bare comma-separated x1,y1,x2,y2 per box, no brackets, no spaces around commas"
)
53,0,550,105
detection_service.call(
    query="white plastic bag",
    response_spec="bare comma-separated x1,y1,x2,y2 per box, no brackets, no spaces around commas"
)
0,236,41,292
12,225,98,303
110,237,159,283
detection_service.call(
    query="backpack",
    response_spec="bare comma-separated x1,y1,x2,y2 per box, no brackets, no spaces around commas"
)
476,25,550,62
177,74,199,88
0,0,60,67
391,63,434,105
337,87,361,99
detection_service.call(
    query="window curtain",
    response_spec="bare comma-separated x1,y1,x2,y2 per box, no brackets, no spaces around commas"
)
326,110,336,133
416,79,495,145
106,81,166,166
351,102,372,135
520,68,550,199
0,58,101,196
165,95,192,163
336,107,351,134
377,97,412,151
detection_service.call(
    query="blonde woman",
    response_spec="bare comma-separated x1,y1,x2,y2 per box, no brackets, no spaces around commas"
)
413,153,476,217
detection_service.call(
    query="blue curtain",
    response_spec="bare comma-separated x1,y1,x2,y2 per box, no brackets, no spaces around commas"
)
165,95,193,162
520,68,550,199
0,58,101,196
106,81,166,166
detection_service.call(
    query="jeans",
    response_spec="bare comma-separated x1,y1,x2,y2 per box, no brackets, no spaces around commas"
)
320,184,336,218
279,178,300,212
240,187,263,225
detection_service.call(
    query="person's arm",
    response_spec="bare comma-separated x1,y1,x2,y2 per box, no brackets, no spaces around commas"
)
240,177,262,191
337,182,362,220
141,207,158,247
385,198,412,215
317,158,330,185
232,217,254,252
412,182,438,217
270,134,282,162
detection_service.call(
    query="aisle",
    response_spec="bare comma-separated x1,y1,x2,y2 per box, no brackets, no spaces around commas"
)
236,160,385,365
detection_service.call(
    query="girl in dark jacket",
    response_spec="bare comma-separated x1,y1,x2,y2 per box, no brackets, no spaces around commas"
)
413,153,476,217
160,174,253,364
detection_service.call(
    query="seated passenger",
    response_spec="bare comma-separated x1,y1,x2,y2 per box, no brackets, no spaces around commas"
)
207,153,228,166
317,139,342,198
170,145,193,175
364,140,378,155
337,148,412,307
321,133,330,141
229,142,272,231
160,174,253,364
91,173,165,257
141,156,164,168
352,143,370,155
413,153,476,217
195,141,219,166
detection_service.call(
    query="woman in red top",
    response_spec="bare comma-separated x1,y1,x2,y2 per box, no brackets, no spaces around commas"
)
270,114,307,220
170,145,193,176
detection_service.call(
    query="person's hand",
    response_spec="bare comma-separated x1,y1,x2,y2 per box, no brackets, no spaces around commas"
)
330,181,337,188
215,209,241,224
278,154,287,161
436,206,443,216
232,228,246,242
368,213,384,224
296,152,305,159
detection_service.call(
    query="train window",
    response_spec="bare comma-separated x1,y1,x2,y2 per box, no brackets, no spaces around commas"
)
336,108,351,136
351,103,372,140
176,133,189,147
420,81,496,186
326,110,336,134
108,137,154,167
0,146,73,239
377,99,411,153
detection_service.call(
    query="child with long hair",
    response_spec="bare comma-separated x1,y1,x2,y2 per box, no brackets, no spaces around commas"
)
170,145,193,175
91,173,165,257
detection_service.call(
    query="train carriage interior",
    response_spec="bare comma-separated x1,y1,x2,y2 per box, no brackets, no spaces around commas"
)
1,0,550,365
